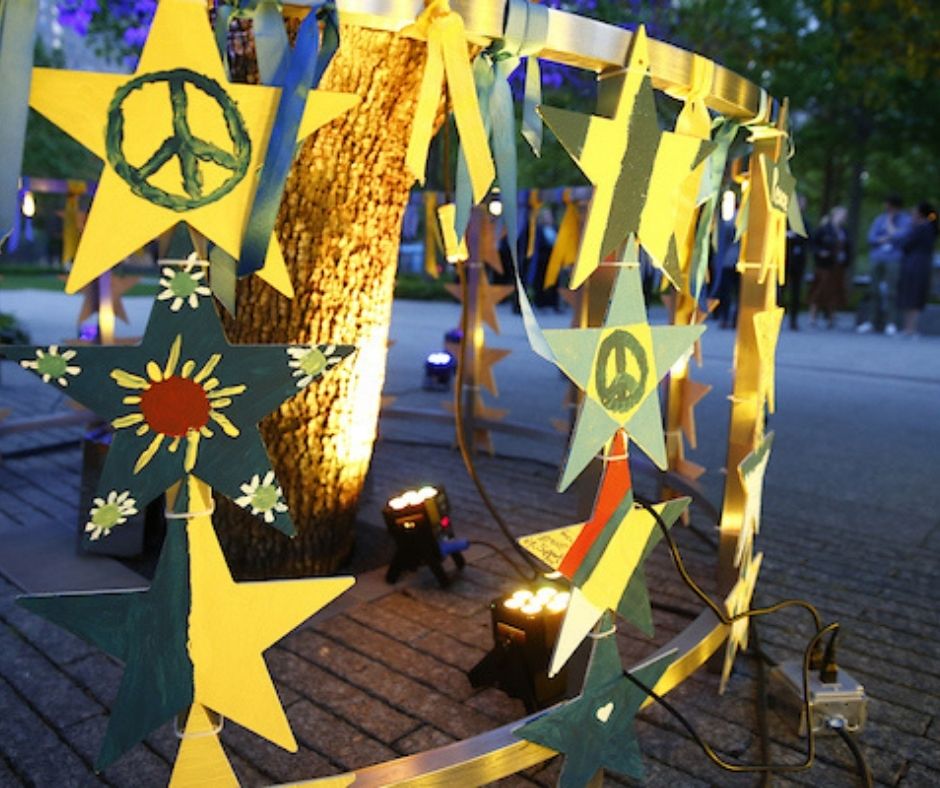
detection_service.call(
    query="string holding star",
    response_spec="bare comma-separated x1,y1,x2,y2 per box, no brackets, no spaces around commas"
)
19,479,353,770
3,265,353,538
538,26,714,291
29,0,358,299
515,619,675,787
520,432,690,675
541,260,704,491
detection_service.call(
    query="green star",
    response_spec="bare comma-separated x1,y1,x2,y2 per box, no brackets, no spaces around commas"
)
4,278,353,537
19,526,193,770
542,261,704,491
538,26,713,291
515,620,674,787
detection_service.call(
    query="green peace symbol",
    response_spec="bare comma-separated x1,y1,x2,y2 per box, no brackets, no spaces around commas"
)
106,68,252,212
594,329,649,413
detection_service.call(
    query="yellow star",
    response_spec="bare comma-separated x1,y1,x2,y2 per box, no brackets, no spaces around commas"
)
185,480,353,751
678,376,712,450
442,398,507,455
31,0,358,297
753,306,785,413
720,551,763,693
539,27,713,290
76,274,139,327
477,344,511,397
734,431,774,568
444,275,514,334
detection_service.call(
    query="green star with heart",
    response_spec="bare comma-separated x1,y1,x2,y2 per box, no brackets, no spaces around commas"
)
542,260,704,491
3,269,353,537
538,26,714,291
515,617,674,787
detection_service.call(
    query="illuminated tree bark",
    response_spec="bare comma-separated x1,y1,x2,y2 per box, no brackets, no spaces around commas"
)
217,26,441,578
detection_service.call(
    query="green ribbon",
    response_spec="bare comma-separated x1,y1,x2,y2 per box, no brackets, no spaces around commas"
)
0,0,38,249
453,0,553,362
502,0,547,157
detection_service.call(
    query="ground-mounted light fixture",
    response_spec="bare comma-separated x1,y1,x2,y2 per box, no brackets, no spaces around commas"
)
423,350,455,391
468,582,586,712
382,485,467,588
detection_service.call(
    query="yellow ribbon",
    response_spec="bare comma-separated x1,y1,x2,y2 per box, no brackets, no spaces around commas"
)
525,189,542,259
544,189,581,288
673,55,714,140
62,180,86,265
436,202,468,262
403,0,495,203
423,191,442,277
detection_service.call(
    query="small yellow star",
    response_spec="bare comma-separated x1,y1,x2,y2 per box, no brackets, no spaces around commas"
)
753,307,785,413
721,551,763,693
734,431,774,568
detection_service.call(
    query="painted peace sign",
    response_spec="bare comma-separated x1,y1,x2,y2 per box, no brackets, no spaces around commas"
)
105,68,252,212
593,329,649,413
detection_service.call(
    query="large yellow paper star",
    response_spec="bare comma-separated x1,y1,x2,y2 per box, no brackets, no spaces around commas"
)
538,27,713,290
169,704,237,788
185,480,354,751
31,0,358,297
721,551,763,693
734,431,774,568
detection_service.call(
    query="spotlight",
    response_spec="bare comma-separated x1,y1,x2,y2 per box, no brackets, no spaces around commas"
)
423,350,455,391
383,485,467,588
468,581,585,712
21,190,35,218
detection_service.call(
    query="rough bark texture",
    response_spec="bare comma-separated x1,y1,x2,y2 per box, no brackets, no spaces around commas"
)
217,26,441,579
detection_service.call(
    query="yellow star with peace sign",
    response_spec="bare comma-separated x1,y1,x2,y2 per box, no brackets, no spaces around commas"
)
31,0,358,298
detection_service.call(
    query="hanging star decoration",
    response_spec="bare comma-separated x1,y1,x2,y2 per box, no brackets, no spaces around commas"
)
538,26,714,291
520,432,690,674
477,345,511,397
734,432,774,568
444,274,514,334
76,274,139,329
29,0,358,298
3,261,353,537
678,376,712,450
541,259,704,491
515,619,674,787
753,306,785,413
720,551,763,693
19,478,354,770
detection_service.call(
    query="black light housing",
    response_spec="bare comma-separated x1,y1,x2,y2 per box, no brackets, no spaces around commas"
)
382,485,467,587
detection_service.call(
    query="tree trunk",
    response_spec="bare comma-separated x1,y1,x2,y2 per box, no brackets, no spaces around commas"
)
217,25,442,579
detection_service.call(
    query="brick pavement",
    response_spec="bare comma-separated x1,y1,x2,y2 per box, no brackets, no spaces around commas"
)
1,361,939,786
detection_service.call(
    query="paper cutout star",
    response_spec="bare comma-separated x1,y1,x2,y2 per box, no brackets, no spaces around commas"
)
665,430,706,482
538,27,714,290
30,0,357,297
519,433,690,674
477,344,511,397
3,268,353,536
76,275,139,327
445,275,514,334
515,626,674,787
734,432,774,568
753,307,784,413
443,397,507,455
169,704,237,787
20,487,353,769
542,263,704,491
720,551,763,693
679,376,712,450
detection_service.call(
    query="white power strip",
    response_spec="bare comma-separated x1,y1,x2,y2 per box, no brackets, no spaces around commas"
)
773,659,868,735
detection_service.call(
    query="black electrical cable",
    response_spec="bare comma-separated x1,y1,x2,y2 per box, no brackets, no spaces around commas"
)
830,724,874,788
626,622,837,774
453,265,539,580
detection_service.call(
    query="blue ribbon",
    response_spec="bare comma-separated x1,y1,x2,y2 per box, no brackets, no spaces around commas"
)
0,0,38,250
237,1,340,279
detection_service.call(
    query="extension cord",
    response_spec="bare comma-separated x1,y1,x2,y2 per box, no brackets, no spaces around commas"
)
772,659,867,735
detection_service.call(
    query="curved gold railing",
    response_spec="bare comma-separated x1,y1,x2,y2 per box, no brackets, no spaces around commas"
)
272,2,777,784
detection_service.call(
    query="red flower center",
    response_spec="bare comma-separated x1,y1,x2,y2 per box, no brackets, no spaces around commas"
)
139,375,210,437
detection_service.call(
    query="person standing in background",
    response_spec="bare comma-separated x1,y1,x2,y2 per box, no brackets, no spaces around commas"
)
897,202,938,337
784,196,812,330
858,195,911,335
809,206,850,328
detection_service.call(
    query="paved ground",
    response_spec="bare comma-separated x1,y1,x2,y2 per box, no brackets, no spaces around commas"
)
0,290,938,786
